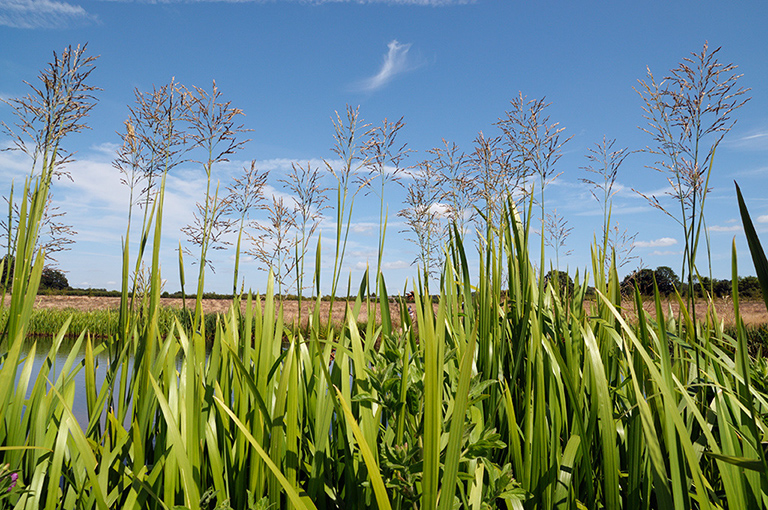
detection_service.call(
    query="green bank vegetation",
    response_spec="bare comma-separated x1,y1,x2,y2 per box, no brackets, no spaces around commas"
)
1,43,768,510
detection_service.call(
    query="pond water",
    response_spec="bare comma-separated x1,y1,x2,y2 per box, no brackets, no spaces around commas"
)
13,339,133,429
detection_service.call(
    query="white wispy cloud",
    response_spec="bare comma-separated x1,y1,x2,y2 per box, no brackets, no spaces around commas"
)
295,0,472,3
0,0,96,29
238,157,326,174
726,129,768,151
0,148,33,175
649,250,683,257
428,202,451,218
90,142,121,158
382,260,409,270
758,215,768,224
353,258,410,272
111,0,471,4
708,225,742,233
356,40,415,92
351,222,377,234
633,237,677,248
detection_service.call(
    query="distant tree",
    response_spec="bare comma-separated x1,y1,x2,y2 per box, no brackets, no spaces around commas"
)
713,279,732,298
40,267,69,290
622,266,680,296
739,276,763,300
625,269,655,295
544,269,574,300
653,266,680,295
692,276,733,298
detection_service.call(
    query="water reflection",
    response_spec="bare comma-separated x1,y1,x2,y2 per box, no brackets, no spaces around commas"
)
15,337,132,429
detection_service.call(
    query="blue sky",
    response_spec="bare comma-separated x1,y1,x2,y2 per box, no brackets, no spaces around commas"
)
1,0,767,294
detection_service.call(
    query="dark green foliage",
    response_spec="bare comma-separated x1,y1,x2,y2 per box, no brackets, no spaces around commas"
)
692,276,733,298
3,307,223,343
723,324,768,356
622,266,680,295
39,267,69,290
544,269,574,293
653,266,680,293
44,287,122,297
692,276,762,300
739,276,764,300
544,269,575,306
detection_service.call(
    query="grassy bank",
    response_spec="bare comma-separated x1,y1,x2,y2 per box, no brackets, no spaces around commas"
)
3,194,768,508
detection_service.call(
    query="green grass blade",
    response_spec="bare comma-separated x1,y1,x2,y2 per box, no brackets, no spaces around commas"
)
334,386,392,510
438,301,478,510
213,392,318,510
148,373,201,509
554,434,581,509
582,325,620,510
735,182,768,313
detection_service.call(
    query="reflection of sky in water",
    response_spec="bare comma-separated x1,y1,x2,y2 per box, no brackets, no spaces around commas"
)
15,340,133,429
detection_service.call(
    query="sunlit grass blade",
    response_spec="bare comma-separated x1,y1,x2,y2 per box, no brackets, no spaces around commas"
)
148,372,201,509
334,386,392,510
736,182,768,313
438,290,478,510
213,390,318,510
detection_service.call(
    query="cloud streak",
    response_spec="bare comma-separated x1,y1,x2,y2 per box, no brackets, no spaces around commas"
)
634,237,677,248
293,0,472,3
1,0,471,30
0,0,95,29
708,225,742,232
110,0,472,4
649,250,683,257
357,40,414,92
727,129,768,151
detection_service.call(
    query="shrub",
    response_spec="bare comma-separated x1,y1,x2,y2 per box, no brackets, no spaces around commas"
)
622,265,680,295
39,267,69,290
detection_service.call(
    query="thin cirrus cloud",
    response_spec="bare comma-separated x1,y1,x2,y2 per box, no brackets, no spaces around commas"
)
649,250,682,257
1,0,470,29
355,39,417,92
633,237,677,248
708,224,743,232
161,0,472,4
0,0,95,29
289,0,472,4
726,129,768,151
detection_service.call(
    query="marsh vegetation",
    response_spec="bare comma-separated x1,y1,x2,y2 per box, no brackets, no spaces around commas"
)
1,42,768,510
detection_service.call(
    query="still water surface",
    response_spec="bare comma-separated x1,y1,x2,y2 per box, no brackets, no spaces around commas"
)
15,339,132,428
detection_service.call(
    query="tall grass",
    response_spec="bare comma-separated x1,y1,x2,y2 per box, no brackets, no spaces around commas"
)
2,46,768,510
0,307,227,343
3,178,768,508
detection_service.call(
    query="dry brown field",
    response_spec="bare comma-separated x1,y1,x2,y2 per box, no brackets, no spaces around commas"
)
616,296,767,326
16,295,406,329
15,294,768,327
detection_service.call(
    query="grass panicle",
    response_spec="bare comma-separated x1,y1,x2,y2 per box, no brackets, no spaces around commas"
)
2,45,768,510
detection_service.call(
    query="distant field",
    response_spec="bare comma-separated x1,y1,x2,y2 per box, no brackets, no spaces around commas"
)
16,294,405,328
16,294,768,326
619,296,768,326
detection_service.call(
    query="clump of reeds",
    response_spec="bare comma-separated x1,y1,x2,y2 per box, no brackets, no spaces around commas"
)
2,43,768,510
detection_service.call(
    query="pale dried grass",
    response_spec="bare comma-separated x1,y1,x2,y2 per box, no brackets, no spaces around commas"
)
13,295,405,329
